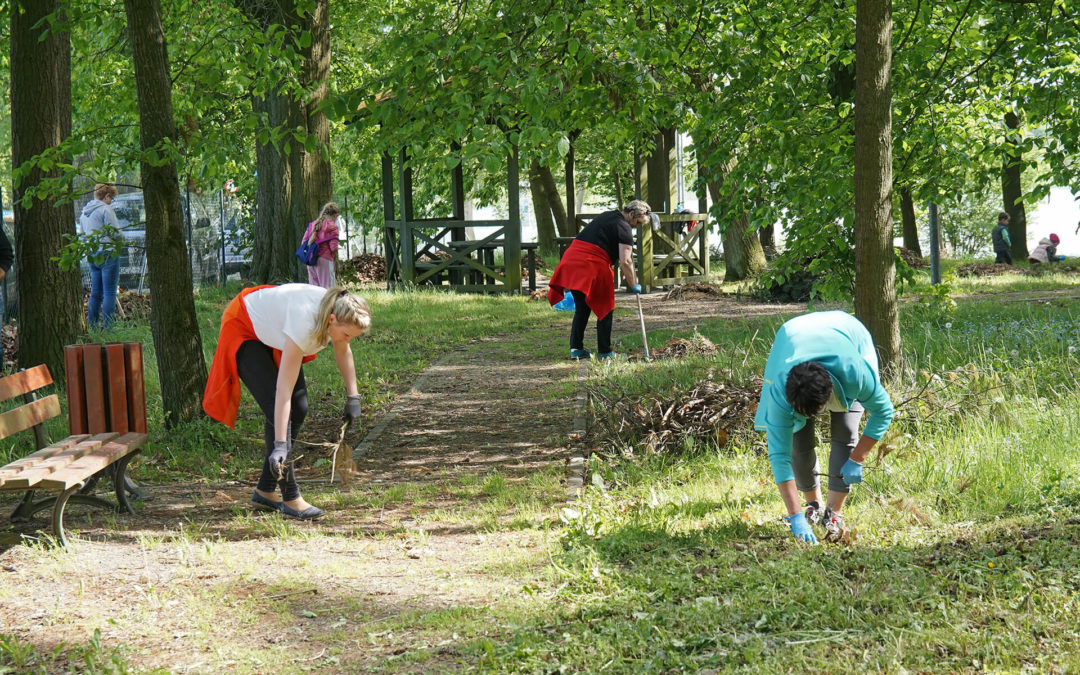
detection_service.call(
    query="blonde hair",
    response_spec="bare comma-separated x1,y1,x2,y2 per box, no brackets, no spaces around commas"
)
94,183,118,200
312,202,341,236
311,286,371,345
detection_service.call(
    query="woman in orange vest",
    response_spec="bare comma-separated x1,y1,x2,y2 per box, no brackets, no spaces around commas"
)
203,284,371,519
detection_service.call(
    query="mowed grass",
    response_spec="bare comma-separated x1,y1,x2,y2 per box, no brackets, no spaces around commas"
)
448,288,1080,672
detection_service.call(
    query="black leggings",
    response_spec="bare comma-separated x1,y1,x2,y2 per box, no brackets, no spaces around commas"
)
236,340,309,501
569,290,613,354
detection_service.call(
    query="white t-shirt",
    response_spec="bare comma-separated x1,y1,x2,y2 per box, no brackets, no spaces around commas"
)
242,284,329,355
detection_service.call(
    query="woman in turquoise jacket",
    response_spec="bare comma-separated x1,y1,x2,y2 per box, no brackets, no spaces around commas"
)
754,311,894,543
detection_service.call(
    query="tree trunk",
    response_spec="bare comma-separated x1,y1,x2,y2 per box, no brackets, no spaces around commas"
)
899,186,922,256
612,165,625,208
236,0,330,283
529,159,556,255
291,0,332,280
124,0,208,426
1002,110,1028,260
758,223,776,258
11,0,81,378
538,165,571,237
853,0,900,375
251,89,297,282
697,139,766,281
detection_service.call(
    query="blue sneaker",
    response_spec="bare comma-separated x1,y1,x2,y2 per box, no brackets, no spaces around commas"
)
570,348,591,360
597,351,624,360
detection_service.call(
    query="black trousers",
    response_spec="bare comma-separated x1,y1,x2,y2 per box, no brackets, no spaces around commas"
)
236,340,309,501
995,250,1013,265
569,290,613,354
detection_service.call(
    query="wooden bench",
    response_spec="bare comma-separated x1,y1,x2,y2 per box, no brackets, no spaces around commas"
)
0,342,148,547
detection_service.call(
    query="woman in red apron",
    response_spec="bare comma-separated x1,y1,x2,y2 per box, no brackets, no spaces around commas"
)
548,200,651,359
203,284,371,519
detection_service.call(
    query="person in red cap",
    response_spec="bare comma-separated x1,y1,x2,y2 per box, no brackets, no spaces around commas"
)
547,200,651,360
1028,233,1062,265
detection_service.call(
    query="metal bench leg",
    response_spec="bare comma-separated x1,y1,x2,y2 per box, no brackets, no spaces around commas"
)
10,490,37,522
52,483,83,548
112,453,138,515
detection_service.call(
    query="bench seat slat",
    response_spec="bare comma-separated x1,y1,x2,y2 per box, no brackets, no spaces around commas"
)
0,395,62,440
0,433,118,489
37,433,148,490
0,435,90,482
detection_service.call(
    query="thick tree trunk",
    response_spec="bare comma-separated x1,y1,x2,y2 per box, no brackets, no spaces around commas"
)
899,186,922,256
11,0,81,377
538,165,571,237
698,142,766,281
236,0,330,283
124,0,208,426
1002,110,1028,260
854,0,900,375
529,159,556,255
251,90,297,282
291,0,332,279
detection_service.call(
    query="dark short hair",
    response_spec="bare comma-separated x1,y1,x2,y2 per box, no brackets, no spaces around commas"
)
786,361,832,416
998,212,1010,222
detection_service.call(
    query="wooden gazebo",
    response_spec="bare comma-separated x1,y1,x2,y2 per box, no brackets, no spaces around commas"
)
380,143,522,294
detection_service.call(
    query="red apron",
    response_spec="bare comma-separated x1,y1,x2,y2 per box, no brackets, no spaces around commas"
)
202,285,317,428
548,239,616,320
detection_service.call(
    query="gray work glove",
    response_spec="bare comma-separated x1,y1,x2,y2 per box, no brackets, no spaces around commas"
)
343,395,363,423
268,440,289,479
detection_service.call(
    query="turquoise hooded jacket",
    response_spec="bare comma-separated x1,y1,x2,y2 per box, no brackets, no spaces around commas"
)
753,311,894,484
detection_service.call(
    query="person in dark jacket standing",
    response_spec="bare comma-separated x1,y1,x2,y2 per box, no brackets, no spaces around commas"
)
992,212,1013,265
547,200,651,360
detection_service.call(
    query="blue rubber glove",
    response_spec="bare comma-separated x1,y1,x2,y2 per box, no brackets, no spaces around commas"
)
632,284,643,294
784,512,817,543
841,458,863,485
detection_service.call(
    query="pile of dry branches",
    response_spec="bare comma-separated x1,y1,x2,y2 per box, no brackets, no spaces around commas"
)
589,375,760,456
80,290,152,321
338,253,387,283
663,282,724,301
896,247,927,268
651,333,720,359
1,324,16,366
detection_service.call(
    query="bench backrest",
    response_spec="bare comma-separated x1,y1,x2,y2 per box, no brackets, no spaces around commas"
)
0,365,61,444
64,343,147,435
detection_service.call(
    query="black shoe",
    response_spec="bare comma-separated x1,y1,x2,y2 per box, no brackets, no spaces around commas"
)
251,490,282,512
279,503,325,520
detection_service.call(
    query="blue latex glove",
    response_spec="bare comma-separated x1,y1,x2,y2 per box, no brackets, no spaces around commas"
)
631,284,643,294
841,458,863,485
784,512,817,543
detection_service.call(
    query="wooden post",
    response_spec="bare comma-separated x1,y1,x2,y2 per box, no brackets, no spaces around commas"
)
399,148,415,284
381,151,397,288
565,141,576,234
505,146,522,294
638,219,654,292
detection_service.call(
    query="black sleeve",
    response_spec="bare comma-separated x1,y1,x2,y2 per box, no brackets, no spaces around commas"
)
0,228,13,273
617,220,634,247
